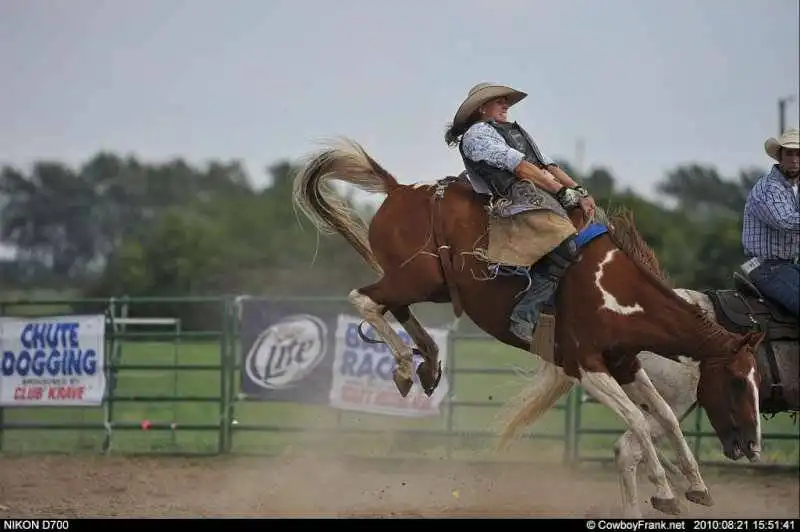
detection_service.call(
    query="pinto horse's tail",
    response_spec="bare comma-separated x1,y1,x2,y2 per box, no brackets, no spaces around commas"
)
497,361,574,450
292,138,401,275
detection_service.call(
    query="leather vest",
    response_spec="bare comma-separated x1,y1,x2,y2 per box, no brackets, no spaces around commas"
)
459,121,551,197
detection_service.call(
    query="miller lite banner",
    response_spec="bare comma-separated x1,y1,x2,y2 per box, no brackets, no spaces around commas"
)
239,300,451,416
239,298,336,405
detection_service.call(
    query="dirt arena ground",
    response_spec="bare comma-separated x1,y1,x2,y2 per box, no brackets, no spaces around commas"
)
0,454,797,518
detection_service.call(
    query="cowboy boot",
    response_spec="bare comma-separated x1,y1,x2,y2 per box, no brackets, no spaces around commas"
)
509,234,581,344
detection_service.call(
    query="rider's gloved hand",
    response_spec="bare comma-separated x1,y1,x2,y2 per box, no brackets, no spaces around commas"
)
554,186,582,210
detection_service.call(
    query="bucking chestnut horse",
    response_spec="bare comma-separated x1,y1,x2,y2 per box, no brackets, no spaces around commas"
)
291,138,764,517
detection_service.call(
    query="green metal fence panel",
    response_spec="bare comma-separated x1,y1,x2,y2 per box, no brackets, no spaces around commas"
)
0,295,796,471
0,296,231,456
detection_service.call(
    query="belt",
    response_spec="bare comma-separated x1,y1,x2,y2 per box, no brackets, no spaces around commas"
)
760,257,799,265
742,256,798,276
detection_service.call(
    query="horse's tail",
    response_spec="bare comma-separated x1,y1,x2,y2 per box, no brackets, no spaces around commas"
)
497,361,574,450
292,138,401,275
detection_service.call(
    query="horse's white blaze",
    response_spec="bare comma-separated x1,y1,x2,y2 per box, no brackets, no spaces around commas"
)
748,366,762,451
594,250,645,315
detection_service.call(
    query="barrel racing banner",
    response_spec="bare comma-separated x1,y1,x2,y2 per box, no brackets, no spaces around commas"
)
239,298,336,404
328,314,451,417
0,314,107,406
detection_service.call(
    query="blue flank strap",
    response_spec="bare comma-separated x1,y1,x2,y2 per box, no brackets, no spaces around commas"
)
531,222,608,277
575,222,608,249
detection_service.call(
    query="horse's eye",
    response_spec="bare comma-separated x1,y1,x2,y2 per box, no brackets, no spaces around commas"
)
731,377,747,395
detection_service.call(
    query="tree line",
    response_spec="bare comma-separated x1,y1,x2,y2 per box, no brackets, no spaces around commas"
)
0,151,765,328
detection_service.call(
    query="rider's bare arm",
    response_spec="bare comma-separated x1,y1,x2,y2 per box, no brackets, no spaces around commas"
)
513,160,564,194
546,164,579,188
546,165,594,204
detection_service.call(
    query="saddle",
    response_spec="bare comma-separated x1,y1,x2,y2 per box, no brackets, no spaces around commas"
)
704,271,799,412
706,272,798,341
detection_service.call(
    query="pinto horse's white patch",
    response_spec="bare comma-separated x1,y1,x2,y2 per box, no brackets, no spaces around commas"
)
595,250,645,316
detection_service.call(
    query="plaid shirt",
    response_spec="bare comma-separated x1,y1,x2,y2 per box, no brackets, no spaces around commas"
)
742,165,800,261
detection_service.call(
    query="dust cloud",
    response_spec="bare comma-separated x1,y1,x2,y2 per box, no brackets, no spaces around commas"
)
0,448,796,518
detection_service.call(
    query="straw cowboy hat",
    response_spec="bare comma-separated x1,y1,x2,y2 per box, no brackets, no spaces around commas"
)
765,128,800,161
451,82,527,132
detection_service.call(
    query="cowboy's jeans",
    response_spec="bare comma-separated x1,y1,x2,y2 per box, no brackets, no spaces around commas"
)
509,235,580,343
509,270,558,343
748,260,800,317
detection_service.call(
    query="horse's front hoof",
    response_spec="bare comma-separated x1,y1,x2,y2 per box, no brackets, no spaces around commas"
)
651,496,681,515
416,360,442,397
393,371,413,397
686,489,714,507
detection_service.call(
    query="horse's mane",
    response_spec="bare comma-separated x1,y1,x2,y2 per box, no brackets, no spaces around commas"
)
602,207,673,288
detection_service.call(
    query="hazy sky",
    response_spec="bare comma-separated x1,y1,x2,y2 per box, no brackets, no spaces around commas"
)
1,0,798,204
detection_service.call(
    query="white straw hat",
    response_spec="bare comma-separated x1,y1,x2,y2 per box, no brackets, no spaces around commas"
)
765,128,800,161
450,82,527,133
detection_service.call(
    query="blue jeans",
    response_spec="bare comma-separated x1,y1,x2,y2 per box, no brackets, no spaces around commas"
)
748,260,800,317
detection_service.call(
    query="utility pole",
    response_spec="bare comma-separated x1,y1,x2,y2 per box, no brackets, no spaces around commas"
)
778,95,795,135
575,138,585,176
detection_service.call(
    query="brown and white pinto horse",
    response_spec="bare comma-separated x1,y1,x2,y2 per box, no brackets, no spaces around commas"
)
291,138,764,517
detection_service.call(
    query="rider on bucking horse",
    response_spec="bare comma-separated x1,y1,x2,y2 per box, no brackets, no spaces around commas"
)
445,82,598,344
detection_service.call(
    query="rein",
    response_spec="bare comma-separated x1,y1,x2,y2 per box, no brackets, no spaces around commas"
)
431,180,464,318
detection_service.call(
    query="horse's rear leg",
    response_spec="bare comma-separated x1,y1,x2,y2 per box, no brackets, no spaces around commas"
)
349,284,418,397
391,306,442,397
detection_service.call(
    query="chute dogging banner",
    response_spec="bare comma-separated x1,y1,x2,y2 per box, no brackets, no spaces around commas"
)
0,315,107,406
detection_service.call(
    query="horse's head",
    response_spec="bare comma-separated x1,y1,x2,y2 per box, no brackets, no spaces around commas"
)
696,330,763,462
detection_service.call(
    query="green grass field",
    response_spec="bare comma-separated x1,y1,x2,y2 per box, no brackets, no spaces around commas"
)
1,334,797,467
